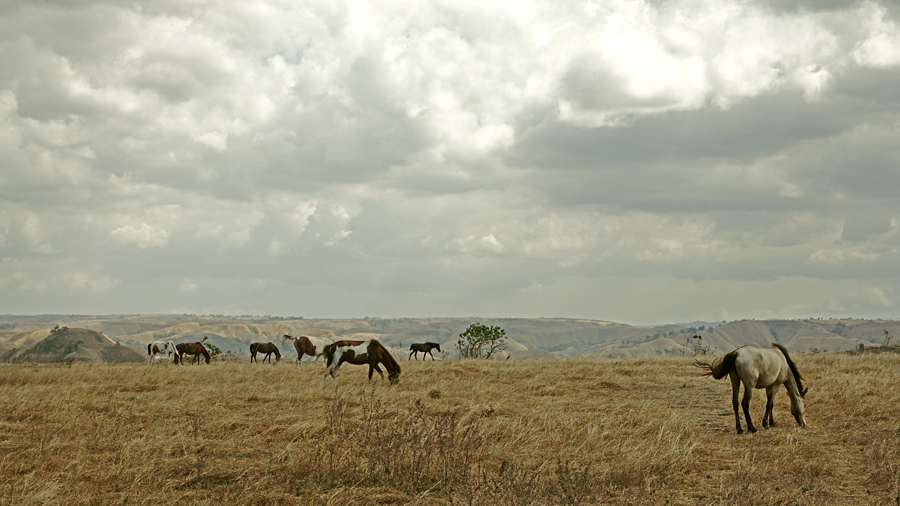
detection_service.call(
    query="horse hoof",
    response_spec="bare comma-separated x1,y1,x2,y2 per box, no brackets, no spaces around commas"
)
737,428,744,434
749,427,758,434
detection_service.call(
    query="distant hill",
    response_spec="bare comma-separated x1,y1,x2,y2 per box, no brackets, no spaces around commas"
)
0,326,146,364
0,315,897,360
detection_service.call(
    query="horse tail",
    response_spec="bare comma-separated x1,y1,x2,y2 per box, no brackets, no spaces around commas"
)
147,343,152,355
281,334,296,346
772,343,807,397
322,343,336,366
695,351,737,380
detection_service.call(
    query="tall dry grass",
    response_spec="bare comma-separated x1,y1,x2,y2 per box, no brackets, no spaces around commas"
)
0,353,898,505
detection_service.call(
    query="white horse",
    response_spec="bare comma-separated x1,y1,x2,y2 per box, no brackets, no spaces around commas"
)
696,343,808,433
148,340,180,365
282,334,333,365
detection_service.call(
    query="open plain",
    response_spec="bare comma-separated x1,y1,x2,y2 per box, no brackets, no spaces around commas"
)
1,353,898,505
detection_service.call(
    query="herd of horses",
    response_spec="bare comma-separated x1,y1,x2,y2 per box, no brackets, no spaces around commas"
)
150,337,809,434
147,341,211,365
149,336,442,388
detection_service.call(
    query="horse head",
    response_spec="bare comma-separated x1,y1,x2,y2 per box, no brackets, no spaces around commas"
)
790,395,806,428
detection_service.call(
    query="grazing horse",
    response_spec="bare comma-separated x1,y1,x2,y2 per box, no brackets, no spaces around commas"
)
281,334,333,364
323,340,401,386
250,342,281,363
696,343,808,434
409,342,442,360
148,340,180,365
176,342,211,365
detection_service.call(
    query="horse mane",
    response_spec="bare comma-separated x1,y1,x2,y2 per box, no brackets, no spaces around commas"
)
695,351,737,380
369,340,401,381
199,344,211,361
771,343,806,397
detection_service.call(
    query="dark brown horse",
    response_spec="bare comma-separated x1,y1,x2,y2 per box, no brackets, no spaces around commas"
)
323,340,401,385
176,342,211,364
281,334,332,364
250,342,281,363
409,342,442,360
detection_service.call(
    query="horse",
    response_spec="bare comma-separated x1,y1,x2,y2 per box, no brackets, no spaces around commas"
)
281,334,333,364
409,342,442,360
322,339,401,386
250,342,281,363
696,343,808,434
176,342,211,364
148,340,180,365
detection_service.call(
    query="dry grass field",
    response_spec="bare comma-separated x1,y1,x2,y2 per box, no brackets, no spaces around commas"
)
1,353,898,505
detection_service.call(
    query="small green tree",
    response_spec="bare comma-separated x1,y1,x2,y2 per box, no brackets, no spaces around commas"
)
690,334,709,355
457,323,507,359
201,336,223,361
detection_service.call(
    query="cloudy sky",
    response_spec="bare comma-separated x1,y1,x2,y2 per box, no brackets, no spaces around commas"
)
2,0,900,325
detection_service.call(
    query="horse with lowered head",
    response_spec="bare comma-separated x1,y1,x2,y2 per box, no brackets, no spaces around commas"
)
176,342,211,364
148,340,180,365
282,334,333,364
696,343,808,434
409,342,442,360
323,339,401,386
250,342,281,363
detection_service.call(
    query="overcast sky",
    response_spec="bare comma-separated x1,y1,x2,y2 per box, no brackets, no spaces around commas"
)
2,0,900,325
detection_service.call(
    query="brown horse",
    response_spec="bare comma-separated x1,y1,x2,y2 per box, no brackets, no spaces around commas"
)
282,334,332,364
409,342,442,360
696,343,807,434
323,340,401,386
250,342,281,363
176,342,211,364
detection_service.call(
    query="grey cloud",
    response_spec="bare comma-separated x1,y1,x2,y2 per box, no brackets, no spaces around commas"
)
2,0,900,324
510,91,861,173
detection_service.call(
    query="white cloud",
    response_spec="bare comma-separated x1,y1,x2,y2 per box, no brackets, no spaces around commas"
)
179,278,198,292
65,272,119,293
853,4,900,67
109,223,170,248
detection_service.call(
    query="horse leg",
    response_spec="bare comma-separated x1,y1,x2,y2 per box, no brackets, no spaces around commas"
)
427,350,434,360
409,350,415,360
765,384,781,428
323,358,341,386
730,372,743,434
741,378,758,433
367,363,383,381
